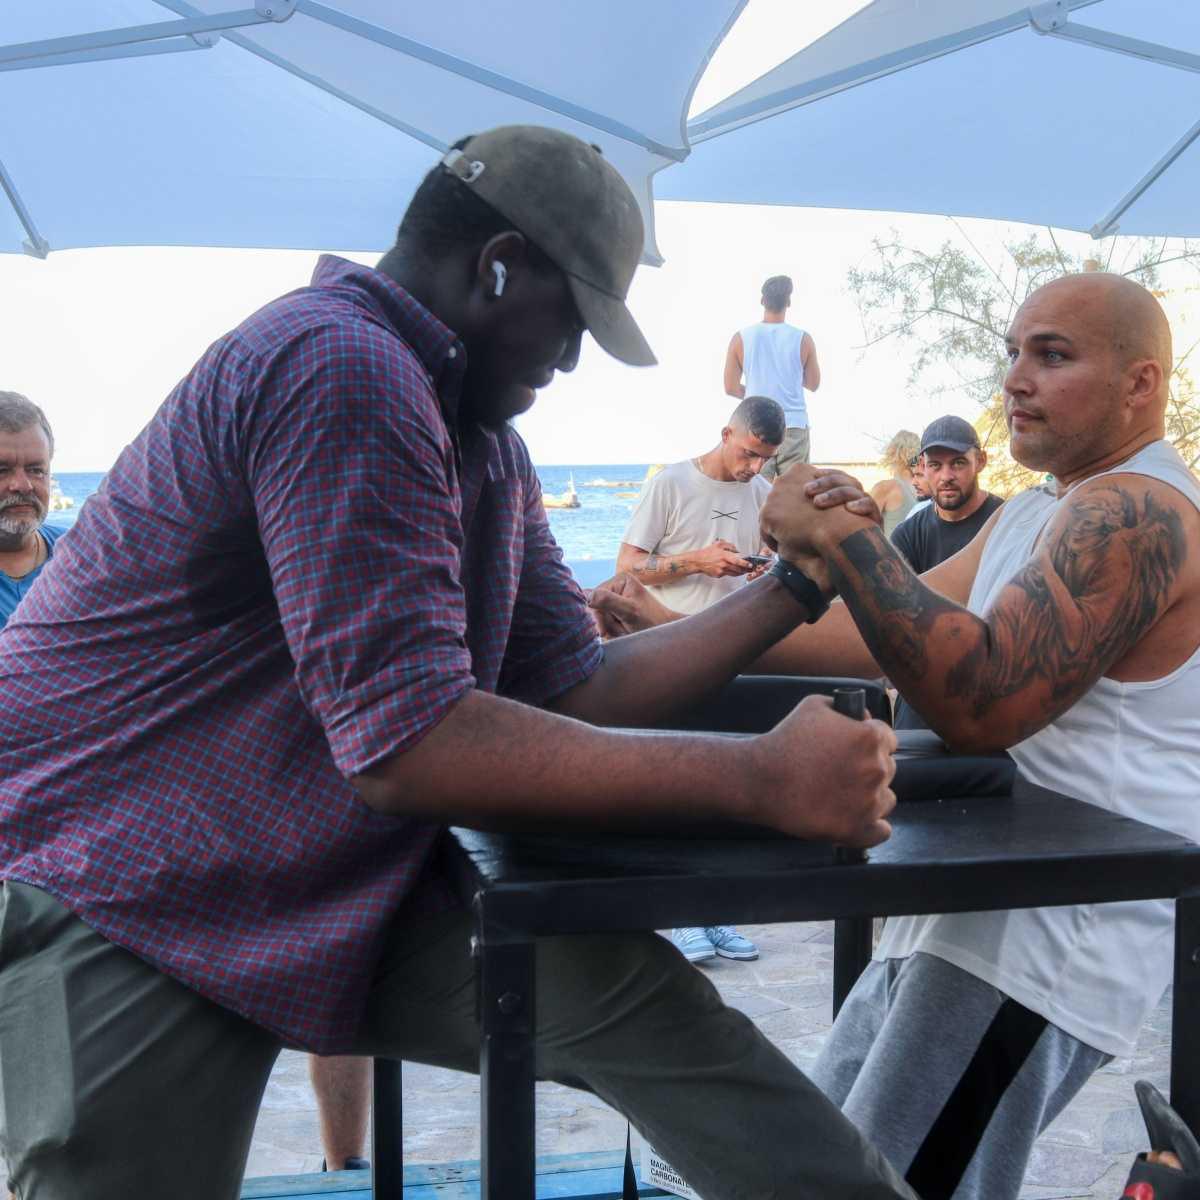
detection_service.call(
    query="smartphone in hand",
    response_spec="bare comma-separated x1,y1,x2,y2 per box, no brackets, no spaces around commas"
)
743,553,773,567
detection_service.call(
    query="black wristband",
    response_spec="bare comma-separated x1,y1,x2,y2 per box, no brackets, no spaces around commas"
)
769,558,831,624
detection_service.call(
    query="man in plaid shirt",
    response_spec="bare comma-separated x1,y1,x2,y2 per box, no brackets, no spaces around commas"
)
0,127,908,1200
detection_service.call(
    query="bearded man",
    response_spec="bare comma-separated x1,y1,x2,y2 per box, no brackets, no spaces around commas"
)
0,392,64,629
595,271,1200,1200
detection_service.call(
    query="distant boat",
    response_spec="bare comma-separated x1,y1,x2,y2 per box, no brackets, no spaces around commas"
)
48,481,74,512
583,476,641,488
542,472,580,510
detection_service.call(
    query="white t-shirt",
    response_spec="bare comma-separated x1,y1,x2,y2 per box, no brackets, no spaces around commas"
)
876,440,1200,1056
622,461,770,615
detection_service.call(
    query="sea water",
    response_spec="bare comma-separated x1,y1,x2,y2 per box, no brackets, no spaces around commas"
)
537,464,649,561
51,467,649,563
46,472,104,530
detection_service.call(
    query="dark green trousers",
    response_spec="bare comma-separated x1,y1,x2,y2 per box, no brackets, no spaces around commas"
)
0,882,916,1200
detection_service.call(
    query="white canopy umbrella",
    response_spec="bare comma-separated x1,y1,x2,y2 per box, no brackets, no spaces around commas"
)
0,0,744,263
659,0,1200,239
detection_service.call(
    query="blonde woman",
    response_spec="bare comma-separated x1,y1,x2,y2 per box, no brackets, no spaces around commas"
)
870,429,921,538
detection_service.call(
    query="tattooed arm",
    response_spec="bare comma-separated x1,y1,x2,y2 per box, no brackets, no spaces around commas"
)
750,497,998,679
616,540,753,585
811,477,1189,751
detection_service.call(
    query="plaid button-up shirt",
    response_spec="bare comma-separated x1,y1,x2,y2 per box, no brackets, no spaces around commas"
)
0,256,602,1052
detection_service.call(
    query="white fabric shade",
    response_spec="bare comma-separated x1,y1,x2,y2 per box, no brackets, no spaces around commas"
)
0,0,744,262
660,0,1200,239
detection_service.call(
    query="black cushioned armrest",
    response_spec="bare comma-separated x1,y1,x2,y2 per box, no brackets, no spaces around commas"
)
892,728,1016,802
659,680,1013,808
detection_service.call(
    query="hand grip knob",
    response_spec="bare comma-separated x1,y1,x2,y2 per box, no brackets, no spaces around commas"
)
833,687,869,864
833,686,866,720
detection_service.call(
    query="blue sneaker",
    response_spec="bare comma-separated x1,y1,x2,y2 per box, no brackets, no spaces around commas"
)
322,1157,370,1171
706,925,759,961
670,927,716,963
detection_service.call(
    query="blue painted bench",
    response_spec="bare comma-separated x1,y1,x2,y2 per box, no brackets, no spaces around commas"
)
241,1147,667,1198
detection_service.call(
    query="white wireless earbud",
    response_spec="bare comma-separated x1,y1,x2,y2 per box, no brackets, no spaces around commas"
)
491,261,507,297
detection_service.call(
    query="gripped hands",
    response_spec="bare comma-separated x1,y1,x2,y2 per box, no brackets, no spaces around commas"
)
588,572,678,638
759,466,881,580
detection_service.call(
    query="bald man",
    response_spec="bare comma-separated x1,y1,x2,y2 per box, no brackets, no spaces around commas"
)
593,273,1200,1199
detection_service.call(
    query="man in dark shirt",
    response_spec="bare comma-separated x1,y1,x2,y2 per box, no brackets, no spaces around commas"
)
890,415,1003,574
889,416,1002,729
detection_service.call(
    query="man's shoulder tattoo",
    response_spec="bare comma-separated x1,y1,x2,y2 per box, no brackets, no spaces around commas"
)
945,481,1187,719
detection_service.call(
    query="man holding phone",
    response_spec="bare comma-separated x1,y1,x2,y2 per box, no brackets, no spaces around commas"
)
617,395,783,616
617,395,785,963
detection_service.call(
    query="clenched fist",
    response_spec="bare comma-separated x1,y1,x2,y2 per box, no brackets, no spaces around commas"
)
747,694,897,848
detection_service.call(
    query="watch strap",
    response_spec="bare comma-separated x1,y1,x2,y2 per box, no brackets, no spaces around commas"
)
769,558,831,624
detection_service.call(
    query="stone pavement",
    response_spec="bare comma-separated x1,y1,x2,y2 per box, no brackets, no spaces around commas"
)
243,919,1172,1199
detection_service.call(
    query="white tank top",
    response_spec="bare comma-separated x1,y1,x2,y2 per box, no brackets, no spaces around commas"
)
740,322,808,426
876,440,1200,1056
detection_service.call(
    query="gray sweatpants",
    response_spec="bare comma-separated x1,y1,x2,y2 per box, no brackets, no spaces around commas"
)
811,952,1110,1200
0,882,918,1200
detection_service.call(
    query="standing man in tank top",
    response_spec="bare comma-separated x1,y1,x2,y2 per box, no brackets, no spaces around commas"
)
594,272,1200,1200
724,274,821,478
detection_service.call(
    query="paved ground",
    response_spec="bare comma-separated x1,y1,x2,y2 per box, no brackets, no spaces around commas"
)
243,920,1170,1198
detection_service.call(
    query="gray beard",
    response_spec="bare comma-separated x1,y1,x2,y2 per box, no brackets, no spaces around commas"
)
0,503,46,546
0,525,35,552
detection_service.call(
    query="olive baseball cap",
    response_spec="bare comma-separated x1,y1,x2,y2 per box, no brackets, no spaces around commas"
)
920,414,981,455
440,125,656,367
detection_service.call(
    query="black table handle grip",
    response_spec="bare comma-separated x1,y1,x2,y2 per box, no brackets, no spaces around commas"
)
833,687,869,864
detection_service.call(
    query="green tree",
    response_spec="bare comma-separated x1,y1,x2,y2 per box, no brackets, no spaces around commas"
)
848,228,1200,495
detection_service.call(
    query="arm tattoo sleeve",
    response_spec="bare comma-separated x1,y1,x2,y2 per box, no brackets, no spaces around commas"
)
828,485,1187,737
945,485,1185,720
829,526,960,683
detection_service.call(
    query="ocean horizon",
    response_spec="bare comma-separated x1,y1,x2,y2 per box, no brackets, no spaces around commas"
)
51,466,650,563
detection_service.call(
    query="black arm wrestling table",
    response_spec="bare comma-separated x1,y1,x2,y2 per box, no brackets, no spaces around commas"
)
446,790,1200,1199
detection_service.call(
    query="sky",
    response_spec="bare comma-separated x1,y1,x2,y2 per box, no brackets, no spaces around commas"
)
2,1,1195,472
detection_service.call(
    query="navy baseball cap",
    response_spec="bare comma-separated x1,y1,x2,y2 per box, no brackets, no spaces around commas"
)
920,415,980,455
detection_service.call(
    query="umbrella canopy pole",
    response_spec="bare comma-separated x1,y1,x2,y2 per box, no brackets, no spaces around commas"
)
1090,115,1200,239
0,38,214,74
0,157,47,258
294,0,688,160
0,2,299,257
0,2,297,71
688,0,1103,143
1031,7,1200,236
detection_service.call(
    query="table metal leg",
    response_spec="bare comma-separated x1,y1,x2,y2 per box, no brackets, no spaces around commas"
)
1172,892,1200,1136
833,917,873,1018
372,1057,404,1199
479,939,537,1199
